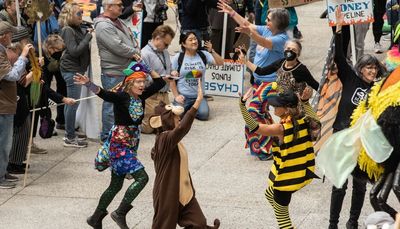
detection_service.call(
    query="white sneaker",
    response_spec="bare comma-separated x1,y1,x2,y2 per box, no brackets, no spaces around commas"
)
374,42,383,54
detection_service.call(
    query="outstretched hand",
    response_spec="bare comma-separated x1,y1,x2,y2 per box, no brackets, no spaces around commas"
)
196,78,204,101
217,0,234,14
239,87,253,102
73,73,90,85
335,7,345,28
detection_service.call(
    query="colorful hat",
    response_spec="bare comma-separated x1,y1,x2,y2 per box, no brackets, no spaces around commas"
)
123,61,150,76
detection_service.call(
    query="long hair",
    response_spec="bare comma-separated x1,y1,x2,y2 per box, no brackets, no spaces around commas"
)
58,3,79,28
286,106,305,142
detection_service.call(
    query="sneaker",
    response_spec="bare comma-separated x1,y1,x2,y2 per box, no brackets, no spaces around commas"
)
293,27,303,40
5,173,19,182
64,138,88,148
374,42,383,54
258,153,273,161
56,123,65,130
31,144,48,154
7,164,25,175
0,180,16,189
63,134,87,141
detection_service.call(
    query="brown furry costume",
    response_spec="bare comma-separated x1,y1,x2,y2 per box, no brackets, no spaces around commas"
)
150,101,220,229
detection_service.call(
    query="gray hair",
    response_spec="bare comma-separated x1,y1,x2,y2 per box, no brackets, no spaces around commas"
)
102,0,115,6
268,8,289,32
354,54,387,79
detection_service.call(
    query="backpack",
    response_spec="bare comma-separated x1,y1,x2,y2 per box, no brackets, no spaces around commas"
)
177,50,208,73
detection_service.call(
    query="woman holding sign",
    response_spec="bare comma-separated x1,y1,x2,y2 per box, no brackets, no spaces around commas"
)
327,9,387,229
170,32,223,120
219,0,289,160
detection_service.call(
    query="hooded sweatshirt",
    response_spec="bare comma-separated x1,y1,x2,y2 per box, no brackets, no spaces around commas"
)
94,15,140,75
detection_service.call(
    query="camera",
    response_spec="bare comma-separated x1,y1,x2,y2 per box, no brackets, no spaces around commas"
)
81,21,94,30
154,3,168,23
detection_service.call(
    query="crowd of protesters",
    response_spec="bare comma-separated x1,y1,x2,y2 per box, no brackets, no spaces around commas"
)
0,0,399,229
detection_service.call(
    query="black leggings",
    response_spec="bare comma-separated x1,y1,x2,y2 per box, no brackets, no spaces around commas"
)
96,168,149,211
372,0,386,43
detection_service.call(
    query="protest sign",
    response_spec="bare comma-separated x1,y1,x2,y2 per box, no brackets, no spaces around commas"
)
327,0,374,26
122,12,143,49
269,0,321,8
73,0,97,16
204,61,244,97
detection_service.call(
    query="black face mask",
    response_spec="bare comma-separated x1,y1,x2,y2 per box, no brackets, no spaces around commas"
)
284,50,297,61
51,51,63,60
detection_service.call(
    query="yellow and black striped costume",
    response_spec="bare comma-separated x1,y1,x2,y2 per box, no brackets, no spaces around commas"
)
268,118,316,192
265,118,317,229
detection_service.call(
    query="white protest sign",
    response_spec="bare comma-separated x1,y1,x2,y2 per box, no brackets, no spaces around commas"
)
327,0,374,26
204,61,244,98
122,12,143,48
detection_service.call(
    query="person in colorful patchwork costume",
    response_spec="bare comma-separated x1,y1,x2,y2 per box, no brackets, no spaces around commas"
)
239,88,318,229
149,80,220,229
74,61,166,229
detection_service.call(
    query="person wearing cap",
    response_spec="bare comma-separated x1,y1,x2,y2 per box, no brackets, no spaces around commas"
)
74,61,165,229
0,21,33,189
149,80,220,229
239,89,318,229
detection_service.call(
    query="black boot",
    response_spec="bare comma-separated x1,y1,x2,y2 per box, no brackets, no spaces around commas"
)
111,202,133,229
206,219,220,229
87,208,108,229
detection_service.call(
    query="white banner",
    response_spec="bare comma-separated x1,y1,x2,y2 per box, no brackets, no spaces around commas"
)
204,61,244,98
327,0,374,26
122,11,143,49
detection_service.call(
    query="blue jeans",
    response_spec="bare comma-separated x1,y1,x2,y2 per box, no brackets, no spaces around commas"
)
0,115,14,181
100,73,124,141
175,97,209,121
62,71,82,139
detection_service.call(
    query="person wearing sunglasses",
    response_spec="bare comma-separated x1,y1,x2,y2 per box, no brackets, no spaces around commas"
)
58,2,93,148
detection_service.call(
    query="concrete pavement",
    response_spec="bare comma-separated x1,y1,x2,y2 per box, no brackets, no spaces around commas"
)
0,1,397,228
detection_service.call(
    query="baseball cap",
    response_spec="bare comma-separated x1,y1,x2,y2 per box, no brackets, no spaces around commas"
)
268,90,298,108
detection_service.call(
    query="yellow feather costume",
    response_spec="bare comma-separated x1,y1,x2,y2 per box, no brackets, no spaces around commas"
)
350,68,400,181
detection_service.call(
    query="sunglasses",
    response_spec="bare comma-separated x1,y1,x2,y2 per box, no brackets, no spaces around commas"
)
76,10,83,17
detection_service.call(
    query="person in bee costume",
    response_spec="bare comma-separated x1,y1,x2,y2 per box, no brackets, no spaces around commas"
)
149,79,220,229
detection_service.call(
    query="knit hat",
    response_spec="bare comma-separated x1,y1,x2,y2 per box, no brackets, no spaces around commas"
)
0,21,17,35
124,71,146,83
12,26,30,42
149,101,184,132
364,211,395,229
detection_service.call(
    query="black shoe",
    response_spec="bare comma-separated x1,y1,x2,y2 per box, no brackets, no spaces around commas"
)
111,202,133,229
5,173,19,182
87,208,108,229
320,9,328,19
328,224,338,229
204,94,214,101
346,221,358,229
56,123,65,130
7,164,25,174
293,26,303,40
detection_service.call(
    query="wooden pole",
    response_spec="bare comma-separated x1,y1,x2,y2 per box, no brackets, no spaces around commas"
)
23,108,35,187
350,24,357,65
15,0,21,27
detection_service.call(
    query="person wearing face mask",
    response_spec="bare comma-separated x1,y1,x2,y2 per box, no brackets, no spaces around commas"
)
239,39,321,140
327,9,388,229
43,34,67,130
59,3,93,148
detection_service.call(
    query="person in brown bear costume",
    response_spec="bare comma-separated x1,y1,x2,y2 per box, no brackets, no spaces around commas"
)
149,79,220,229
